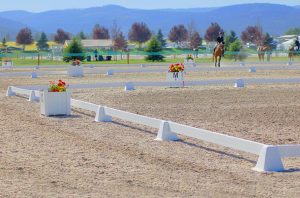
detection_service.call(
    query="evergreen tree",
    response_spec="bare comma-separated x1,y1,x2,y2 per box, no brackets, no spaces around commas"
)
285,28,300,35
227,39,243,60
2,37,6,47
78,31,87,40
63,38,85,62
37,32,49,51
224,30,238,50
156,29,166,48
145,36,164,62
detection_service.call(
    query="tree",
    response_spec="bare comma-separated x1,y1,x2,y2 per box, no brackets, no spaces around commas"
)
77,31,87,40
111,21,121,40
168,25,188,47
227,39,243,61
113,32,127,51
189,31,202,49
63,38,85,62
187,20,197,41
128,22,151,48
16,27,33,49
54,29,71,44
156,29,166,48
240,26,263,45
145,36,164,62
224,30,238,50
2,37,7,47
285,28,300,35
204,22,223,42
93,24,110,39
262,33,276,50
36,32,49,51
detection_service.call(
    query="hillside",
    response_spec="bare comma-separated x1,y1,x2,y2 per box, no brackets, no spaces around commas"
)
0,3,300,39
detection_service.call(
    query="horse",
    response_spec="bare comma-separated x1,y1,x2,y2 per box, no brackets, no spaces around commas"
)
212,43,224,67
257,45,271,61
288,45,295,64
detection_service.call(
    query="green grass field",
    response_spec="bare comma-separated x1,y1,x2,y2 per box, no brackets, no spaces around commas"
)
4,56,297,66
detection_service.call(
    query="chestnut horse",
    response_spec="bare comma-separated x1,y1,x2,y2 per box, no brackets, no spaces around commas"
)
288,45,295,63
212,43,224,67
257,45,271,61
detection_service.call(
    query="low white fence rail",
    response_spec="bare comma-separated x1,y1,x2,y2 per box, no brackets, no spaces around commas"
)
6,85,300,173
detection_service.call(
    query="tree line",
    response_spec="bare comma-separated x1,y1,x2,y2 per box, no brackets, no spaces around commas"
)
5,21,284,52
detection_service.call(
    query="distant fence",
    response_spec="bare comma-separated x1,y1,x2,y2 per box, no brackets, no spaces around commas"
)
6,85,300,172
1,50,300,59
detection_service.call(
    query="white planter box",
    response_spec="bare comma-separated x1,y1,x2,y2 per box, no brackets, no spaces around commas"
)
184,59,196,67
2,60,13,69
67,65,84,77
166,71,184,87
40,90,71,116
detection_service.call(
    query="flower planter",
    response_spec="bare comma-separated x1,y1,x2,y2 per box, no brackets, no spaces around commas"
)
184,59,196,67
2,60,13,69
166,71,184,87
40,90,71,116
67,65,84,77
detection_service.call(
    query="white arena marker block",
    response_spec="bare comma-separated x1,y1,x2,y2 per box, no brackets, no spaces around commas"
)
140,64,145,68
124,82,135,91
234,79,245,88
249,67,256,73
31,72,38,78
155,121,180,141
253,145,284,172
287,61,292,66
240,62,245,66
106,69,113,76
95,106,112,122
34,65,40,69
28,90,38,102
6,86,15,96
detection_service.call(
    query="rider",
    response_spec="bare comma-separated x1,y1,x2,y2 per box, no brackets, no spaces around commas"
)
214,31,225,56
295,37,300,51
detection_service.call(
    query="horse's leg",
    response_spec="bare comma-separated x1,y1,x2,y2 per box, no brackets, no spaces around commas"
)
218,56,221,67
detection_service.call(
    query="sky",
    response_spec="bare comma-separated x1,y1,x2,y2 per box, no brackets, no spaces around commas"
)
1,0,299,12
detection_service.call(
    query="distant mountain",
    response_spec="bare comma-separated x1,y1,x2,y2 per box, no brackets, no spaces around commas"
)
0,3,300,39
0,16,28,39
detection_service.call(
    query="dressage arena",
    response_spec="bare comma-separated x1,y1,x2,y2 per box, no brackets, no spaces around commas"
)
1,62,300,197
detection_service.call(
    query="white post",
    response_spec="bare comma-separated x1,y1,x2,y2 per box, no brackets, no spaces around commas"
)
140,64,145,68
124,82,135,91
253,145,284,172
6,86,15,96
95,106,112,122
31,72,38,78
249,67,256,73
234,79,245,88
106,69,114,76
155,121,179,141
28,90,38,102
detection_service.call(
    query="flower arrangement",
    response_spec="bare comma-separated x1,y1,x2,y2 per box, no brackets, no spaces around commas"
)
169,63,184,72
186,54,194,60
72,59,81,66
48,80,68,92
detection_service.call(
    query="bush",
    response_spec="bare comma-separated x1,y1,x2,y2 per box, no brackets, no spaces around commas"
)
63,38,85,62
145,36,164,62
106,56,112,61
98,55,104,61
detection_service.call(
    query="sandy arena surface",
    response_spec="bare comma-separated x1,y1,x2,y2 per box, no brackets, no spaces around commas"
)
1,64,300,197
